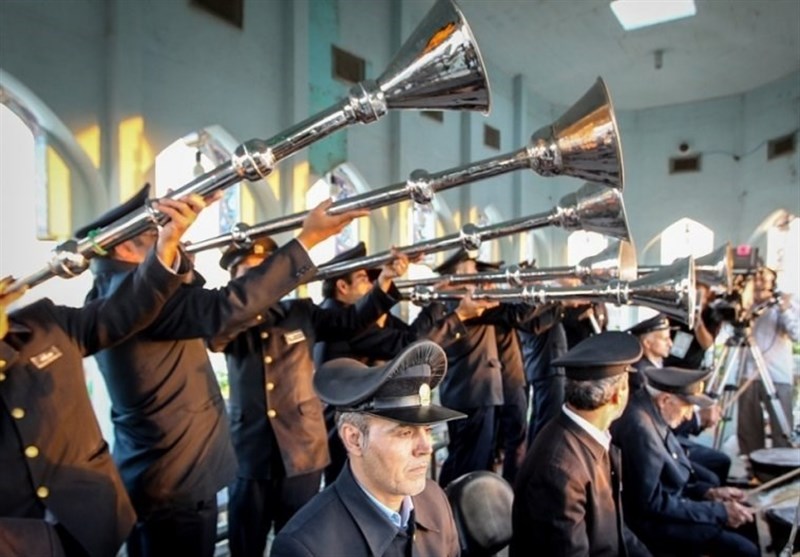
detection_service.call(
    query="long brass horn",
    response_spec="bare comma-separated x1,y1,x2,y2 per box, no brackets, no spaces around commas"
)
186,77,623,255
393,239,637,289
638,243,733,293
315,182,631,281
408,256,697,329
9,0,490,292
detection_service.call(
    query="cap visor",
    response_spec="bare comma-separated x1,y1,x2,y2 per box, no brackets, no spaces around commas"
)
681,393,714,408
367,405,466,425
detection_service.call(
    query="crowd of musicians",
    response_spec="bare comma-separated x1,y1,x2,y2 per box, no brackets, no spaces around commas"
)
1,189,798,557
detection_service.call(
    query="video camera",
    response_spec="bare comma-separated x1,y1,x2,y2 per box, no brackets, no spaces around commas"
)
707,245,778,327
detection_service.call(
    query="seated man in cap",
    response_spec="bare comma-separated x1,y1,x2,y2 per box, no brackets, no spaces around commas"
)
80,186,368,557
511,332,651,557
631,313,730,485
314,242,494,484
627,313,674,389
611,367,758,557
0,195,205,557
208,237,410,557
272,340,463,557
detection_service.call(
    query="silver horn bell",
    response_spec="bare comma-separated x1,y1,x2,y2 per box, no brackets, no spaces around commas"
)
10,0,491,293
314,181,632,282
186,75,624,255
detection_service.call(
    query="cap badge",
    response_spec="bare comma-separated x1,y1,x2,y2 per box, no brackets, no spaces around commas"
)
419,384,431,407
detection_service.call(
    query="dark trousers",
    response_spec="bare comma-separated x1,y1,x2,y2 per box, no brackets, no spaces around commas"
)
438,405,496,488
495,386,528,484
527,374,565,445
678,436,731,485
640,521,759,557
228,472,322,557
126,498,217,557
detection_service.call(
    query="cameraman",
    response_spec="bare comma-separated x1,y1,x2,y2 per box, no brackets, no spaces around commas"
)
738,267,799,459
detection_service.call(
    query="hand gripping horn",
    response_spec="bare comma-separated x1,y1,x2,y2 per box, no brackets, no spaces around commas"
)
9,0,490,292
393,239,638,289
408,256,696,329
186,76,623,255
314,182,631,281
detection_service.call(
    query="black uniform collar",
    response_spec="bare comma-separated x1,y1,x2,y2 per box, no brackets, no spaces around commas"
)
335,462,440,555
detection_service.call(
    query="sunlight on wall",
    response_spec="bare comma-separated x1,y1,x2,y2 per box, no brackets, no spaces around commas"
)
76,124,101,169
118,116,153,201
46,145,71,239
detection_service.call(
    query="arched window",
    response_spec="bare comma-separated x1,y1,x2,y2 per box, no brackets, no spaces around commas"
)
660,218,714,265
0,100,96,307
304,163,367,303
1,82,112,444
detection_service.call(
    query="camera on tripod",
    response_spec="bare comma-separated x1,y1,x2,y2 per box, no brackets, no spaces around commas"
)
706,245,776,327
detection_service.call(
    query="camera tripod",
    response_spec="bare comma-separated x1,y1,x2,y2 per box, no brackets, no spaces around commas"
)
708,323,794,451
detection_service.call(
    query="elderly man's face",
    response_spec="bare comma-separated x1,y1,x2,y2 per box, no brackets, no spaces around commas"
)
642,328,672,359
349,415,433,508
657,394,694,429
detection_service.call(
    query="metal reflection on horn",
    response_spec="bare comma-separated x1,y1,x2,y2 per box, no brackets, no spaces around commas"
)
314,182,630,281
186,77,624,255
638,243,733,293
9,0,490,292
406,257,697,329
393,239,638,289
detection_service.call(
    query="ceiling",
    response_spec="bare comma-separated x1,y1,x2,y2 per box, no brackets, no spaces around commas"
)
456,0,800,110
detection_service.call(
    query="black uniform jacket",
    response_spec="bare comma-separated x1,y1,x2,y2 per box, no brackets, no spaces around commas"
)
494,325,526,395
630,356,660,390
0,251,183,557
209,285,399,479
610,389,727,545
429,302,561,410
519,321,567,383
511,412,650,557
313,298,466,367
85,239,315,513
271,462,460,557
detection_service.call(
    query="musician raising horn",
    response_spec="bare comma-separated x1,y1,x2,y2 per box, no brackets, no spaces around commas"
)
80,185,368,557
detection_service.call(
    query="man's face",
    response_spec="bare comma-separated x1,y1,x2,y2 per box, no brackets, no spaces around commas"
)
453,259,477,276
338,270,373,305
353,415,433,505
641,328,672,360
231,254,268,279
753,270,775,303
114,228,158,264
657,394,694,428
